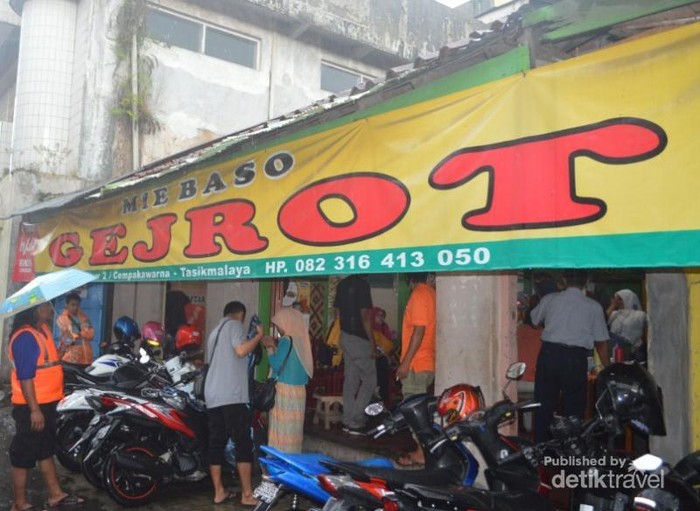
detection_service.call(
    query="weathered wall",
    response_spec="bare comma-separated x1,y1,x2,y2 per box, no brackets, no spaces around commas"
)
193,0,475,61
112,282,166,330
142,0,387,164
647,271,690,464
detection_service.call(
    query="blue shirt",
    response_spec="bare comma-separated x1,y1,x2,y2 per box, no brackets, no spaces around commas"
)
268,337,308,386
11,331,41,380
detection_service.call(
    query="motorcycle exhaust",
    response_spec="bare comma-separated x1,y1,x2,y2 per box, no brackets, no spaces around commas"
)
111,450,171,479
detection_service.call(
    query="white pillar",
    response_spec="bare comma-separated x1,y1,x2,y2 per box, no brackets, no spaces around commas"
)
11,0,77,175
435,273,518,404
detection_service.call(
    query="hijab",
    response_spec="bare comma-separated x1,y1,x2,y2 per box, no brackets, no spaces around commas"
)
616,289,642,310
271,307,314,378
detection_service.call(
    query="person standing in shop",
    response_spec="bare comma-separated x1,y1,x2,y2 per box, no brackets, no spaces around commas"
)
204,301,263,506
57,292,95,364
334,274,376,435
396,272,436,467
530,269,610,442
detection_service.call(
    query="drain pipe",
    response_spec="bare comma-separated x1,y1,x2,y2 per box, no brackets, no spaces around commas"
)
131,32,140,170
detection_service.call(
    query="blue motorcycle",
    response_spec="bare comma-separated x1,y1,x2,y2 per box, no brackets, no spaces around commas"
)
252,392,480,511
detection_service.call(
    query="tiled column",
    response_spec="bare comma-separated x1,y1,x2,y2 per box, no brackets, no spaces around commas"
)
11,0,77,175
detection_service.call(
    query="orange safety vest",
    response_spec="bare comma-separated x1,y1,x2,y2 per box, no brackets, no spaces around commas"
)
9,324,64,405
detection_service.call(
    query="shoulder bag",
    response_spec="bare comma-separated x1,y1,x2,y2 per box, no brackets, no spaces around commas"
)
193,319,230,400
251,338,293,412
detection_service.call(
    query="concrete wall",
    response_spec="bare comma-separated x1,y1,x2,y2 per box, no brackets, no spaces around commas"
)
647,271,690,464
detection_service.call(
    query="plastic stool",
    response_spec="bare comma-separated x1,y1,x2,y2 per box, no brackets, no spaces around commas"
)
312,393,343,430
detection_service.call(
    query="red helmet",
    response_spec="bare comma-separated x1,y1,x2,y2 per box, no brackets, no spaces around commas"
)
175,324,203,352
437,384,485,425
142,321,165,348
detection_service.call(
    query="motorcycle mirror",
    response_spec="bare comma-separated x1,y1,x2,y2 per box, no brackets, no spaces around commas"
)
365,402,385,416
632,454,664,473
506,362,527,380
139,347,151,364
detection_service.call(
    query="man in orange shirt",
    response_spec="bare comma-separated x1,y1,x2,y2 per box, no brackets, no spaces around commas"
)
396,272,436,466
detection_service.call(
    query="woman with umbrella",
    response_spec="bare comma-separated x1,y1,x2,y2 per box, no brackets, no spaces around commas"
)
1,269,93,510
8,302,84,510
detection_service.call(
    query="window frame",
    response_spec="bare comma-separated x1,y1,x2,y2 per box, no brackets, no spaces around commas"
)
145,7,260,70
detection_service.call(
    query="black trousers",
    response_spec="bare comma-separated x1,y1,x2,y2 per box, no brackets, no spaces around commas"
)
207,403,254,466
534,342,590,443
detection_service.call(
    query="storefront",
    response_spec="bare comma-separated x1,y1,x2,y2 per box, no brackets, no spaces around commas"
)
12,22,700,462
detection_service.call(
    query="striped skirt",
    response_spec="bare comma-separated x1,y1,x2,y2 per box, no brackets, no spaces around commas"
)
268,382,307,453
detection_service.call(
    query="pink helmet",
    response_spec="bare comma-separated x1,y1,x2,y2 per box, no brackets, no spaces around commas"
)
142,321,165,348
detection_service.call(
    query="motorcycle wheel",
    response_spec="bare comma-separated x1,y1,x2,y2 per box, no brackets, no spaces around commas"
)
55,412,92,473
103,442,162,507
81,445,109,489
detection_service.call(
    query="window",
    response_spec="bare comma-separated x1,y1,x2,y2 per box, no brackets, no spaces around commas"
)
146,9,201,52
321,63,373,93
145,8,258,69
205,27,257,68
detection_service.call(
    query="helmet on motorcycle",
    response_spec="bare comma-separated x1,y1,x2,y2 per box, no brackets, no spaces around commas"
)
437,384,485,425
175,324,203,353
595,362,666,436
142,321,165,348
113,316,141,345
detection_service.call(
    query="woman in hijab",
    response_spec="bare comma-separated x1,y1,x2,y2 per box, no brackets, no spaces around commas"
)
606,289,648,362
263,307,313,452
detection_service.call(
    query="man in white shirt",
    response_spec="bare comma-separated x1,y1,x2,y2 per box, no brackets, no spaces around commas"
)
530,270,609,442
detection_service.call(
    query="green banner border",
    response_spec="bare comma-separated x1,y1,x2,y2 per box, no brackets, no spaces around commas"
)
88,229,700,282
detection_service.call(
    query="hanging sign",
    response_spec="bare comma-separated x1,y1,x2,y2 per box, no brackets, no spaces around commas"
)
26,23,700,280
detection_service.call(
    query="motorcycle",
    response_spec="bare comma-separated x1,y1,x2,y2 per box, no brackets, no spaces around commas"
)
55,347,175,473
253,390,480,511
317,363,546,511
494,362,686,511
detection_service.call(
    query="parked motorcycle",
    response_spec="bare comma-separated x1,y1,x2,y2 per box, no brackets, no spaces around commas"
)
253,387,482,511
316,363,545,511
56,347,175,473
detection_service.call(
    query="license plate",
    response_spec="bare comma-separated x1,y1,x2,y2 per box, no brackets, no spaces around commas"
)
253,481,280,503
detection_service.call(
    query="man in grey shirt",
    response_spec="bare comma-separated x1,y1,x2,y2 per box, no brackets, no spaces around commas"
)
204,301,263,505
530,270,609,442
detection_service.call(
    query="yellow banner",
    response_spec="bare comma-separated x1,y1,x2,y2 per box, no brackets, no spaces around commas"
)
30,22,700,281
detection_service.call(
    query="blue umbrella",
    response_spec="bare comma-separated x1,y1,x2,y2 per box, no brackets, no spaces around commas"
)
0,268,97,319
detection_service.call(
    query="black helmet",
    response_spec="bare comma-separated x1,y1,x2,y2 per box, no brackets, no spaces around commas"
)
595,362,666,436
113,316,141,345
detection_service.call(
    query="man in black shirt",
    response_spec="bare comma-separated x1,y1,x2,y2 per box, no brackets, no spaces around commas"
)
333,275,376,435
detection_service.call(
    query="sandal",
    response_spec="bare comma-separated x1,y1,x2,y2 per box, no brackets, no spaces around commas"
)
44,494,84,509
214,492,240,505
395,452,425,467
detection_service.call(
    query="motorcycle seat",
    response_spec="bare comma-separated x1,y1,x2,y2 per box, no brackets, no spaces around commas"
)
321,460,464,487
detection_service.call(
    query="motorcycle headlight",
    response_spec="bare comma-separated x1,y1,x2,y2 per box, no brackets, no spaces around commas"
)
162,393,187,411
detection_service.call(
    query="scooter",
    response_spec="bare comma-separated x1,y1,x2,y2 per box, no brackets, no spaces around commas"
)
253,391,480,511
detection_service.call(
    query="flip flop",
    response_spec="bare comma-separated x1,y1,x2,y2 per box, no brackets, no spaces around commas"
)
214,492,240,505
44,493,84,509
10,506,35,511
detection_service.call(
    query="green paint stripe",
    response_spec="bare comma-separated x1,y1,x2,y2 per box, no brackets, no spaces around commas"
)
91,230,700,282
523,0,699,42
